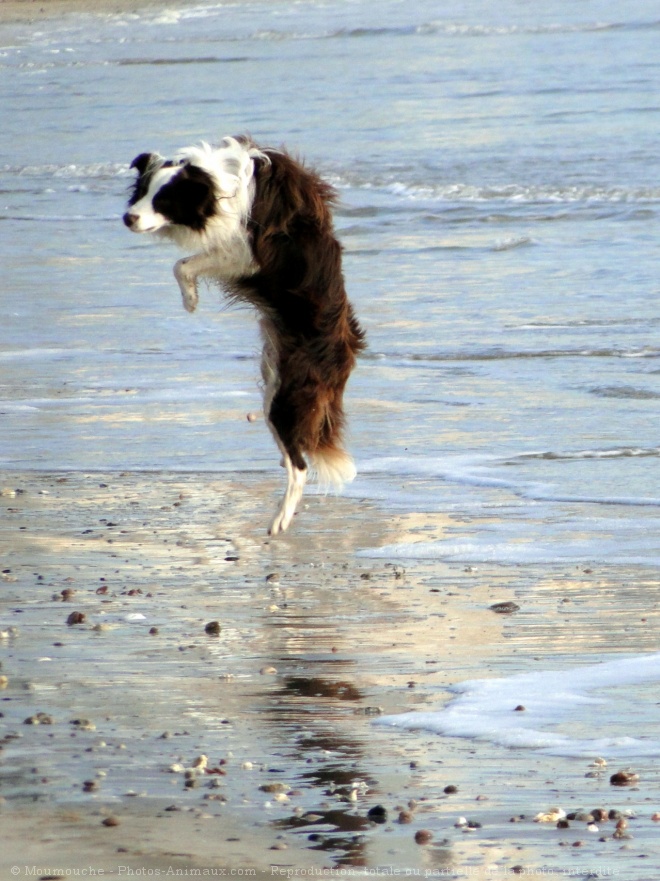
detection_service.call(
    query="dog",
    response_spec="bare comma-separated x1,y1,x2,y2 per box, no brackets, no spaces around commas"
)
123,135,365,534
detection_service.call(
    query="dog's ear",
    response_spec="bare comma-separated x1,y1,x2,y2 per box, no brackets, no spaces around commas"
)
130,152,155,175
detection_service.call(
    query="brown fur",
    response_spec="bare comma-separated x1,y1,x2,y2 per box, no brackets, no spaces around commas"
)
230,145,366,476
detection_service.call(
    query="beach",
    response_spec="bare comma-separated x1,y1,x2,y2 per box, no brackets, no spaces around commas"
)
2,470,659,877
2,0,659,875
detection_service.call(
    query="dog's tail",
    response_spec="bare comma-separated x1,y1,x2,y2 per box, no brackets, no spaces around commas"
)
310,443,357,491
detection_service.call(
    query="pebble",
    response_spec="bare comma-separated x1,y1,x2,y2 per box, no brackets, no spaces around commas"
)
101,816,120,827
204,621,221,636
489,601,520,614
398,811,413,824
24,712,53,725
70,718,96,731
535,808,566,823
652,813,660,822
66,611,86,626
260,666,277,675
414,830,433,845
443,784,458,794
367,805,388,823
0,627,19,639
260,782,288,794
613,829,631,840
610,770,639,786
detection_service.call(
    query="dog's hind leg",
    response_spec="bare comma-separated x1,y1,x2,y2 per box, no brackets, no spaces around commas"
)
269,452,307,535
266,384,308,535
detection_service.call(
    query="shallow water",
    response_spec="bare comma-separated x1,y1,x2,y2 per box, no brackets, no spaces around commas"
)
1,0,660,872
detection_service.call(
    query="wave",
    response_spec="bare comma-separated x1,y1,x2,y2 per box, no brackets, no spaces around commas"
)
354,450,660,529
3,161,127,179
6,160,659,211
511,447,660,462
117,56,248,66
375,653,660,758
329,171,660,207
377,180,660,205
359,447,660,483
590,385,660,400
136,10,660,42
365,346,660,363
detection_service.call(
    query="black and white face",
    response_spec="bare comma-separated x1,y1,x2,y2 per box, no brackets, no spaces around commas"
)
123,153,218,234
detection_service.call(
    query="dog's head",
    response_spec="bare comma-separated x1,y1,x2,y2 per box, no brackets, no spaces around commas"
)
123,152,219,234
123,138,265,237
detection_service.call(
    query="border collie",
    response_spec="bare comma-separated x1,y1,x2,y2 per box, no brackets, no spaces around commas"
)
123,136,365,534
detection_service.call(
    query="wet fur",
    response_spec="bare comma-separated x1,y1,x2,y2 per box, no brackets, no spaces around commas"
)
124,136,365,534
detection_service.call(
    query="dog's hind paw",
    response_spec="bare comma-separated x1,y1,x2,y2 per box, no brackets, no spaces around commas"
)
268,465,306,535
268,507,291,536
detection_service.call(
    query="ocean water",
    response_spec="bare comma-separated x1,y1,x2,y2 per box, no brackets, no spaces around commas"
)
1,0,659,768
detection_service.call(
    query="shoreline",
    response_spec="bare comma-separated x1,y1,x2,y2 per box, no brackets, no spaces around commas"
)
0,0,201,24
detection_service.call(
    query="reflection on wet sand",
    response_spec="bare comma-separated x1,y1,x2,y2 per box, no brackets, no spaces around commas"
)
2,472,659,876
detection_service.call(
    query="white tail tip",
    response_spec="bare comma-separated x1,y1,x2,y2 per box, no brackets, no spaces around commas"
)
310,446,357,490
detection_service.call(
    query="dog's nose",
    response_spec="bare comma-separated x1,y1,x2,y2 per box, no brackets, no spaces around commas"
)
123,212,138,229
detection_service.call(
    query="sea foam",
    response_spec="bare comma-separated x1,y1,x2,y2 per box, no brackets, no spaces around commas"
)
375,653,660,758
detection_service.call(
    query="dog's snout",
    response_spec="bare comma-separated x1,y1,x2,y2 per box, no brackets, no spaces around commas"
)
123,212,138,229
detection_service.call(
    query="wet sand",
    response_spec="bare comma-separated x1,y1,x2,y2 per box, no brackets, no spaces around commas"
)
2,470,659,878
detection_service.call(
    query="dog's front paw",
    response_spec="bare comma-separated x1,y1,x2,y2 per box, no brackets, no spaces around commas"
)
182,289,199,313
173,258,199,313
